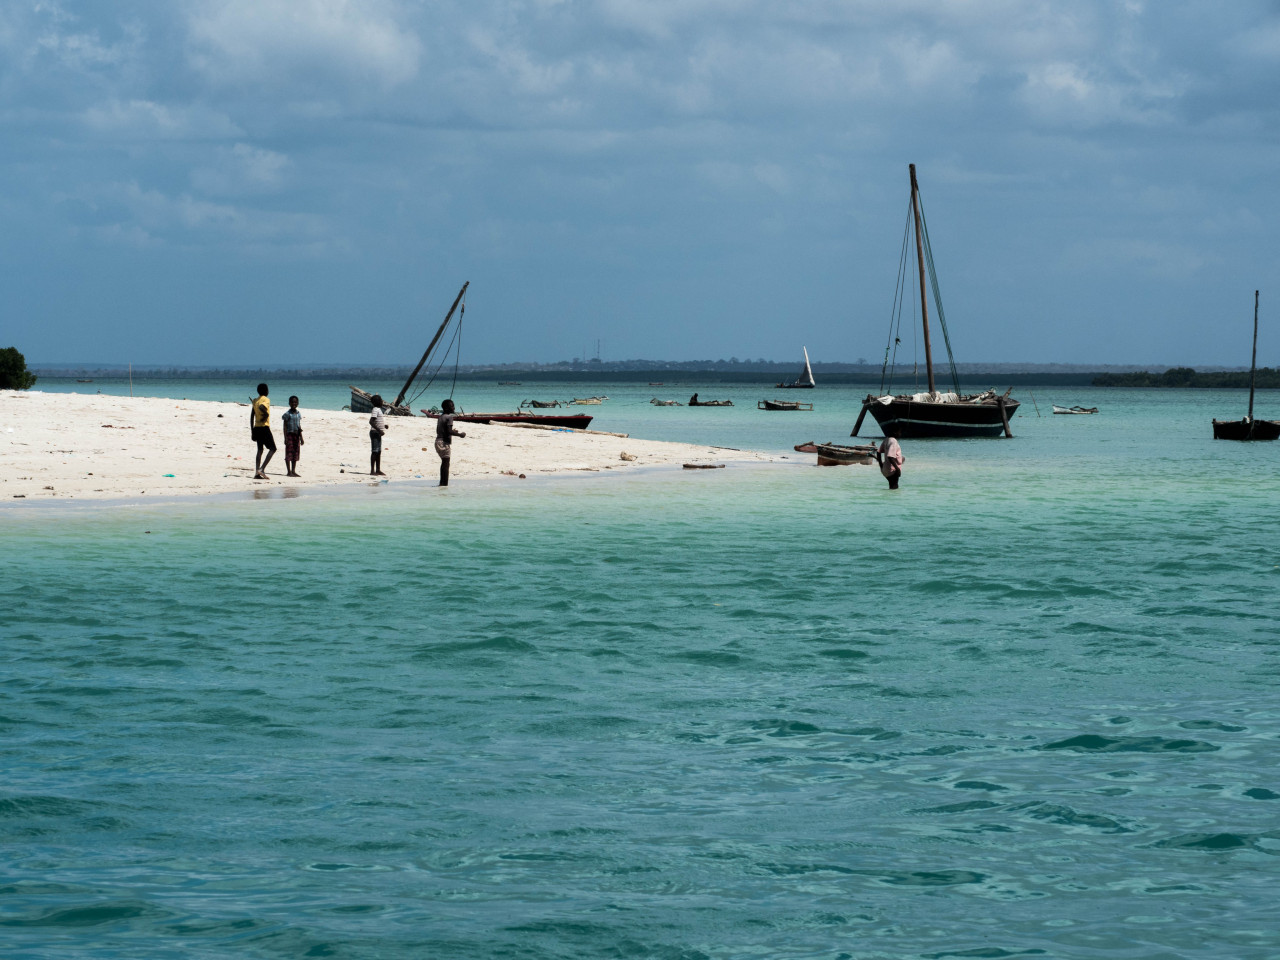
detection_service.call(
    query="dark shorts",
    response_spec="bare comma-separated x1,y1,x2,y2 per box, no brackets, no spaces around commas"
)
370,430,383,454
284,432,301,460
252,426,276,451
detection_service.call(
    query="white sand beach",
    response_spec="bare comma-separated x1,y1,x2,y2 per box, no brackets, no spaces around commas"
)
1,391,783,502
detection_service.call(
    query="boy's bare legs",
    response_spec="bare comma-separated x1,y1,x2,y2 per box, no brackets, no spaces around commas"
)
255,443,274,479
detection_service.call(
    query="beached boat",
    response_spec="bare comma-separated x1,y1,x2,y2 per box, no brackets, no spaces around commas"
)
759,399,812,411
794,441,819,453
688,395,733,406
1214,290,1280,441
853,166,1019,439
422,409,594,430
1053,405,1099,415
776,347,816,388
815,442,878,466
351,281,469,416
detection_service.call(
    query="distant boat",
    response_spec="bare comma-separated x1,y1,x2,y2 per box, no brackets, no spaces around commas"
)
1213,290,1280,440
521,399,562,408
776,347,816,388
351,281,469,416
853,165,1019,439
650,398,682,406
423,409,594,430
1053,405,1098,415
688,394,733,406
76,379,93,383
758,399,813,411
569,396,607,405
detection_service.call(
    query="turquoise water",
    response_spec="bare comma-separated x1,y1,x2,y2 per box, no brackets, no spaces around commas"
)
4,382,1280,958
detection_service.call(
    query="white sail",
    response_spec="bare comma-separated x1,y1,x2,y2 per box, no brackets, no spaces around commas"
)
799,347,815,386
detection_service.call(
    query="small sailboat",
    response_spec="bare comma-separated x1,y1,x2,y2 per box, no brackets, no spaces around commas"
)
1213,291,1280,440
776,347,816,388
853,165,1019,439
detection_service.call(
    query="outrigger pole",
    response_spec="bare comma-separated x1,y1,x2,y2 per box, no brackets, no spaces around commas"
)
393,281,469,410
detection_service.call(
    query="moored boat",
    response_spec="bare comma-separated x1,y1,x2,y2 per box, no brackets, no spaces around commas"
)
1053,405,1098,415
815,442,878,466
351,281,469,416
423,409,594,430
688,394,733,406
1213,291,1280,441
759,399,812,411
853,166,1018,439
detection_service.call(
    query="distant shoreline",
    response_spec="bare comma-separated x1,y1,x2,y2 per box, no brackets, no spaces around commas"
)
30,364,1262,387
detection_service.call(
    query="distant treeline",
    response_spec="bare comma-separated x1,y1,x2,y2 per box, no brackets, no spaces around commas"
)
1092,367,1280,388
35,360,1167,387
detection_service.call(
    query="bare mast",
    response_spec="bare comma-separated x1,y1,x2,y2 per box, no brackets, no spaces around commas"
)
1248,289,1259,425
909,164,937,395
393,281,469,410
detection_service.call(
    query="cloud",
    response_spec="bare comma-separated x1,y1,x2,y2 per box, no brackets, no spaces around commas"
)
69,181,332,254
190,143,292,195
186,0,422,91
82,99,243,139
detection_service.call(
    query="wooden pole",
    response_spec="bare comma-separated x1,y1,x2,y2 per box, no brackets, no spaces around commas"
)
997,396,1013,437
851,402,870,437
909,164,937,396
393,281,469,409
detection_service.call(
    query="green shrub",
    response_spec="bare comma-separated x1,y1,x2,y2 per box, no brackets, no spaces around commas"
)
0,347,37,390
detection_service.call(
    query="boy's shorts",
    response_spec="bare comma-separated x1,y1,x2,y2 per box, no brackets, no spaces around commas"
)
370,430,382,454
252,426,276,451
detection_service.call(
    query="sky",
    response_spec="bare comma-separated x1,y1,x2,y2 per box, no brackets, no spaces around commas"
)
2,0,1278,367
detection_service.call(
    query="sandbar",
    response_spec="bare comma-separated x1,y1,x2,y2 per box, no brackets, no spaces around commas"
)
1,391,783,503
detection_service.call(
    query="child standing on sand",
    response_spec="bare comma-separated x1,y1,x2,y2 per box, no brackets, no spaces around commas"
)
369,395,387,476
250,383,275,480
281,396,303,477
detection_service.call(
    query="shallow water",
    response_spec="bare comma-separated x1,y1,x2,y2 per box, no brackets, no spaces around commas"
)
4,382,1280,958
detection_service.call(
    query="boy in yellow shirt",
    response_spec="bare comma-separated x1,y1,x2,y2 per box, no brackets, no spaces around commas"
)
250,383,276,480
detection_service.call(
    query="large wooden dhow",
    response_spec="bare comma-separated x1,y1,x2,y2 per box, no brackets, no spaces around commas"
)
1213,291,1280,441
852,165,1019,439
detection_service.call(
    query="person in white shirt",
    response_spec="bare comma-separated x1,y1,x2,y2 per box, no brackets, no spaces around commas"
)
369,395,387,476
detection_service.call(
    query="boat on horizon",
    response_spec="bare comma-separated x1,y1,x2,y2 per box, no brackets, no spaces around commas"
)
853,165,1018,439
1213,290,1280,441
776,347,816,388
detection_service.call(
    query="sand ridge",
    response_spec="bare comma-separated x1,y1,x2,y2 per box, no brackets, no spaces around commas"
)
1,391,783,502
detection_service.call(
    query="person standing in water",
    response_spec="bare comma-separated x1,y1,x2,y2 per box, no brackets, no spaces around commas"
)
250,383,275,480
434,398,466,486
369,395,387,476
875,436,905,490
